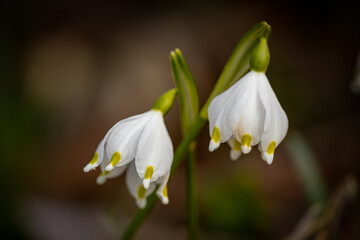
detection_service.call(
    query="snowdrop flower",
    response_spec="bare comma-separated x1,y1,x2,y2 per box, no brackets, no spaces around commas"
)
208,37,288,165
83,89,176,208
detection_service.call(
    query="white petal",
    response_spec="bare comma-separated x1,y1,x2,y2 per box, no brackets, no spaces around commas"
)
231,71,266,153
135,111,173,186
156,171,170,205
230,149,242,161
84,119,125,172
208,80,245,143
104,111,152,171
258,74,288,161
125,162,155,209
136,199,147,209
208,140,220,152
107,164,128,179
83,139,105,172
208,71,260,150
208,93,235,146
261,152,273,165
143,178,151,189
96,164,128,185
96,173,107,185
227,137,242,161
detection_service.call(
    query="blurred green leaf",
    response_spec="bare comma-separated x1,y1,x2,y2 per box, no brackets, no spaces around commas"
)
171,49,199,135
200,21,271,119
285,130,328,203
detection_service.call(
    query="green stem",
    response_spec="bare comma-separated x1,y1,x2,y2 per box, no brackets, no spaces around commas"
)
186,143,199,240
121,117,206,240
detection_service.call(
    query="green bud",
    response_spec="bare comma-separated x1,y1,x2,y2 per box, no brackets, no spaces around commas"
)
250,37,270,73
152,88,177,115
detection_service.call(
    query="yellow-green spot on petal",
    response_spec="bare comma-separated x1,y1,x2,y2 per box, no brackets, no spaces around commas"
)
162,185,168,198
99,171,110,177
145,166,154,180
89,152,98,165
233,139,242,151
110,152,121,167
99,171,105,177
137,185,146,199
241,134,252,147
211,127,221,143
267,141,276,155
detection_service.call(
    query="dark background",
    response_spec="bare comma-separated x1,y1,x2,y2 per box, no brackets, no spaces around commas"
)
1,0,360,239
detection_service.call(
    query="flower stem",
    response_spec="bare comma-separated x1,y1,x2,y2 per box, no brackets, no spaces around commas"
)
121,117,206,240
186,143,199,240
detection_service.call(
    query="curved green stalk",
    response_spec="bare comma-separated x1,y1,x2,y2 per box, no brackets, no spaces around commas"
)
186,144,198,240
171,49,200,239
121,117,206,240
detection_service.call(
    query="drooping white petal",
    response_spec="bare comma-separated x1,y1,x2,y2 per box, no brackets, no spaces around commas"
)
227,137,242,161
104,111,153,171
258,73,288,164
135,110,173,189
84,119,125,172
208,71,259,151
83,139,105,172
208,90,236,151
232,71,266,154
96,159,128,185
96,173,107,185
156,171,170,205
125,162,155,209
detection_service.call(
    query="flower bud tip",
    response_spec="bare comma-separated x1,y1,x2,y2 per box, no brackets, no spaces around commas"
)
152,88,177,115
250,37,270,73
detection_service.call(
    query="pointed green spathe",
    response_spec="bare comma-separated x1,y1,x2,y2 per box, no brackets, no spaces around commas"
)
170,49,199,135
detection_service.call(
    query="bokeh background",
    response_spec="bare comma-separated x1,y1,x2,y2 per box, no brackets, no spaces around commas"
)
1,0,360,239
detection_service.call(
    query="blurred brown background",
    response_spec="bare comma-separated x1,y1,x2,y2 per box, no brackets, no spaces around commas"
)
1,0,360,239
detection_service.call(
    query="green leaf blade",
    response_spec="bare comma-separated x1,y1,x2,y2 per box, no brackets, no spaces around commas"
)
171,49,200,135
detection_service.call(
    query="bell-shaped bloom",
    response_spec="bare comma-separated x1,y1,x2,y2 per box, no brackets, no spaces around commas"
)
125,162,170,208
208,70,288,164
126,162,156,208
208,38,288,164
83,89,176,208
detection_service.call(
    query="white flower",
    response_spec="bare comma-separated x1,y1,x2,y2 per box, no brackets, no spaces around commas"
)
83,107,174,207
126,162,156,209
125,162,170,208
208,70,288,164
208,37,288,164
